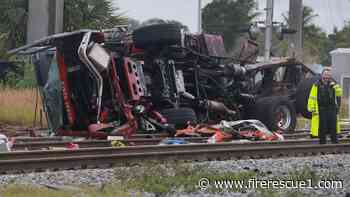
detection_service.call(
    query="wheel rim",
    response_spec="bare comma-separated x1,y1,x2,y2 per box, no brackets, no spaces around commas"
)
275,105,292,130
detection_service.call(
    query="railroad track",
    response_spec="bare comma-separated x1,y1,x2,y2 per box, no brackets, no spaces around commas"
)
12,137,208,150
13,133,169,142
1,139,350,174
11,131,350,150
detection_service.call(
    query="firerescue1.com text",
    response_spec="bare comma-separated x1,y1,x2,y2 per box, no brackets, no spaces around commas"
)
197,177,343,191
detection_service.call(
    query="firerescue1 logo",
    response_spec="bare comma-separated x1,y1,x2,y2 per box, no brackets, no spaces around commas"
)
197,177,343,191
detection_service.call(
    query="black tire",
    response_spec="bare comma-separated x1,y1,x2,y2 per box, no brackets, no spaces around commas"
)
161,107,197,129
295,76,320,119
255,96,297,132
133,24,182,49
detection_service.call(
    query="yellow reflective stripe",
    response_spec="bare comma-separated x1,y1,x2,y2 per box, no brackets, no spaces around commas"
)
334,86,342,97
311,114,319,136
308,85,318,112
337,115,341,133
309,96,317,100
310,85,319,136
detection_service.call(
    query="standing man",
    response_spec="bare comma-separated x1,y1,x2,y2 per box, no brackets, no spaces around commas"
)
307,67,342,144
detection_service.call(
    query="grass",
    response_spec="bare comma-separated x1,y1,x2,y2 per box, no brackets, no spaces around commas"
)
113,161,257,194
0,88,46,127
0,184,133,197
0,185,76,197
0,162,257,196
0,163,340,197
340,96,349,119
296,117,309,130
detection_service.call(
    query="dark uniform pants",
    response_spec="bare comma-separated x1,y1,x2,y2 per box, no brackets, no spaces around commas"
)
319,108,338,144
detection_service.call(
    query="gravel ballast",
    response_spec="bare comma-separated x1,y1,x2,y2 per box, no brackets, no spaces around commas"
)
0,154,349,196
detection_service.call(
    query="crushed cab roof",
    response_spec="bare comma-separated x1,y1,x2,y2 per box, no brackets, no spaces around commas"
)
8,29,99,55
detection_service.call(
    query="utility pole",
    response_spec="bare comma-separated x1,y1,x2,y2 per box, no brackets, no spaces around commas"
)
198,0,202,33
264,0,274,61
288,0,303,60
27,0,64,44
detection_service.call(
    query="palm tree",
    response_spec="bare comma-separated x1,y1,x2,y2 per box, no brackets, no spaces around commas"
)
0,0,28,51
282,6,319,43
64,0,127,31
0,0,127,51
202,0,258,51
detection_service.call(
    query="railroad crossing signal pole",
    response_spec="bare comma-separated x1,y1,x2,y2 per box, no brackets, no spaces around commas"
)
198,0,202,33
264,0,274,62
27,0,64,44
288,0,303,60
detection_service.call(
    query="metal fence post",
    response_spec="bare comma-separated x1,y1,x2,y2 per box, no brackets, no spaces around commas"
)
348,85,350,119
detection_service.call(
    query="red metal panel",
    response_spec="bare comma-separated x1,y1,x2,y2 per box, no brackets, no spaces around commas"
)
109,57,138,137
56,51,76,126
123,58,145,101
202,34,226,57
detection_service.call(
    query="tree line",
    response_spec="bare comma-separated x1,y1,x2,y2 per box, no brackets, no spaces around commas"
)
0,0,349,87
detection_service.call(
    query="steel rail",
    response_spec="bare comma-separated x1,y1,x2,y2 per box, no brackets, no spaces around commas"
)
5,138,350,160
11,131,350,150
11,137,209,150
13,129,350,142
0,142,350,174
13,133,169,142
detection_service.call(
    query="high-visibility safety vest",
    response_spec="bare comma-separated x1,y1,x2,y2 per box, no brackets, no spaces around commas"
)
307,82,342,137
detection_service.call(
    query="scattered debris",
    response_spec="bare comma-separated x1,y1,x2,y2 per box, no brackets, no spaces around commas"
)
65,142,79,150
159,138,188,145
0,133,13,152
175,124,220,137
175,120,284,143
207,131,233,143
220,120,284,141
41,183,83,192
111,140,126,147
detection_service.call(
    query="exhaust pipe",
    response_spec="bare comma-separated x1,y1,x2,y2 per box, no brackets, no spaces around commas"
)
181,92,236,115
78,32,104,123
207,100,236,115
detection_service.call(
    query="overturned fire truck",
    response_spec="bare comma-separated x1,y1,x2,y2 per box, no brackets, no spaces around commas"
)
9,24,317,139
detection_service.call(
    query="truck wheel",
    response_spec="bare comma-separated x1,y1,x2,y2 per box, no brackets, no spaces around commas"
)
255,96,297,132
295,76,320,119
161,107,197,129
133,24,182,49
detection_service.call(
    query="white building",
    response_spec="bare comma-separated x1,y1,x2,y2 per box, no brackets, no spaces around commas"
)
330,48,350,98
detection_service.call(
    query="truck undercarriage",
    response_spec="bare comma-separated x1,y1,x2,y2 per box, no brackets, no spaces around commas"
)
9,24,316,139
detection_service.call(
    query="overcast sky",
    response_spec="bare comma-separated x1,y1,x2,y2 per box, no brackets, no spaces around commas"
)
114,0,350,34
